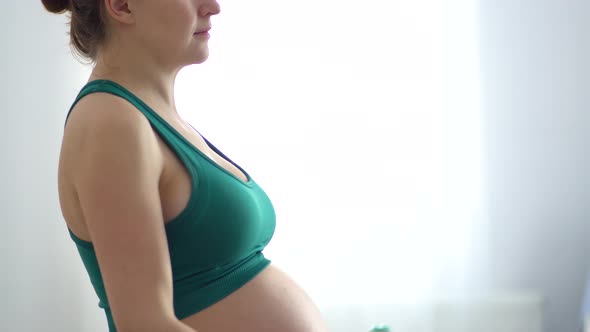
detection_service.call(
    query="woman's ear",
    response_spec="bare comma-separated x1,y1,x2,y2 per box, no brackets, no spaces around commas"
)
103,0,135,25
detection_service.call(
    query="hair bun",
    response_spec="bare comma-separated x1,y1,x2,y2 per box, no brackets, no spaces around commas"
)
41,0,70,14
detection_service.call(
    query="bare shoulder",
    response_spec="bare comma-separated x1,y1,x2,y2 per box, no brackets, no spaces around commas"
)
59,92,164,187
63,92,161,156
68,91,164,185
58,92,164,230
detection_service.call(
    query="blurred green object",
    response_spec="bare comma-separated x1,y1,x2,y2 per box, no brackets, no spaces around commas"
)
369,324,391,332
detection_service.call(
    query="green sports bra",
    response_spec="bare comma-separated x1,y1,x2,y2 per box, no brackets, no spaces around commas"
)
64,79,276,331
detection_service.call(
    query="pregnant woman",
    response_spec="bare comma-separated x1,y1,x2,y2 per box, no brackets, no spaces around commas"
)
43,0,329,331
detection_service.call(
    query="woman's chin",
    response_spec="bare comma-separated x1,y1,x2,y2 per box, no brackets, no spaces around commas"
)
188,51,210,65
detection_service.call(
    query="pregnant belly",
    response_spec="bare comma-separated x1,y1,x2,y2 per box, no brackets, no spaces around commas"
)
179,264,329,332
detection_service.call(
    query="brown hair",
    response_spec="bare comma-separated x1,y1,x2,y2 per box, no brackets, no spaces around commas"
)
41,0,108,65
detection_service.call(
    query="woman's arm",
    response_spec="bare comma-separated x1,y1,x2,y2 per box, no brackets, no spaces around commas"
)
70,94,197,332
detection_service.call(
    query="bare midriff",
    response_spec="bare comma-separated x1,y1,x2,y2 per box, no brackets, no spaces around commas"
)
179,264,329,332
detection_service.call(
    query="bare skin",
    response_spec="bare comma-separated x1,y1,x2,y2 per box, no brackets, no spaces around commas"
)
57,0,328,331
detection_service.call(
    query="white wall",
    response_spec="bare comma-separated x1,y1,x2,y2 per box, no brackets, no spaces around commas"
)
480,1,590,332
0,3,102,332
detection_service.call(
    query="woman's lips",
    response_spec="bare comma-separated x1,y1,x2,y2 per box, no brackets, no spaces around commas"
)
195,27,211,34
194,31,210,38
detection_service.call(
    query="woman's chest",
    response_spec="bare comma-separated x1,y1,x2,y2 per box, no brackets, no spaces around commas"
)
157,125,249,225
